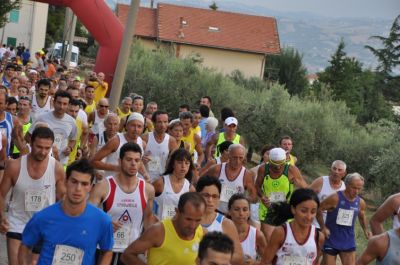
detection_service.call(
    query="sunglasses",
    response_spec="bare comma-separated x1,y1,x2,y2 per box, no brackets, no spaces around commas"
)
99,104,109,108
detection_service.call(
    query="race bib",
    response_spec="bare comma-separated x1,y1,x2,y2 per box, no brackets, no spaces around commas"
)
147,156,161,172
52,245,84,265
161,205,176,220
113,226,131,249
269,192,286,203
336,208,354,226
283,255,307,265
220,184,236,203
25,190,47,212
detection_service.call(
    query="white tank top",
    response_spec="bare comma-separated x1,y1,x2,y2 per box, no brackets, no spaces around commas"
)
104,133,143,177
275,223,318,265
218,162,245,213
394,206,400,229
154,175,190,220
144,132,170,182
31,95,52,121
102,176,147,252
241,226,258,260
91,111,107,135
313,175,346,227
215,157,222,164
8,155,56,233
201,212,224,232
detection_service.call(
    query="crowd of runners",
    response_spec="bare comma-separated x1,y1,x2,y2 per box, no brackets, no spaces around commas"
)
0,46,399,265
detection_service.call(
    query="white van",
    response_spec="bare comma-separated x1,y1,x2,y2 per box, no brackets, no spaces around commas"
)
48,42,79,68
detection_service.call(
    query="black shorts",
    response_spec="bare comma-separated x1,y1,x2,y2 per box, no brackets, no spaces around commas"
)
6,232,42,254
322,246,356,256
95,249,124,265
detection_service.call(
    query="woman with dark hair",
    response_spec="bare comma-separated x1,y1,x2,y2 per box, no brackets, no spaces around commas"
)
260,188,325,265
228,193,267,264
152,148,195,221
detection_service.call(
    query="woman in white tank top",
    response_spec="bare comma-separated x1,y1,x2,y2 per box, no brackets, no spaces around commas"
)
260,188,325,265
152,149,195,221
228,193,266,263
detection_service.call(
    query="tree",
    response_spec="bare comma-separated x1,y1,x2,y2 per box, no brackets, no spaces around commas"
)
264,47,308,95
318,40,392,123
0,0,20,28
365,15,400,77
209,1,218,10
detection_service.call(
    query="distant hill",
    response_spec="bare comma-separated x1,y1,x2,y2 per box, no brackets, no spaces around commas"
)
108,0,393,73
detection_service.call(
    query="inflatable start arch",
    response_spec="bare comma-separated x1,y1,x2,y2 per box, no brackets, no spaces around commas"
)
33,0,124,90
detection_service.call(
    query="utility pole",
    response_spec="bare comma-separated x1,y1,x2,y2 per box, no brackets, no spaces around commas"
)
61,8,73,59
109,0,140,110
65,14,77,67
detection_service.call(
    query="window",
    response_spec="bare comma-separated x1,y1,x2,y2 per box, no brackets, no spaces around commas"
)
9,10,19,23
7,37,17,48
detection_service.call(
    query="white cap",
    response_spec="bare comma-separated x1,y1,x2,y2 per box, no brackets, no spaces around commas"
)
269,148,286,162
225,117,238,126
29,69,38,75
127,112,144,124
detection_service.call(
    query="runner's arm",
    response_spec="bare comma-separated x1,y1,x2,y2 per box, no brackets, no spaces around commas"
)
144,183,156,229
370,194,399,235
96,250,113,265
90,137,120,172
356,234,385,265
194,134,204,165
244,170,258,203
88,180,108,207
308,177,323,194
54,161,66,201
289,166,307,188
222,219,244,265
121,223,164,265
17,244,33,265
258,226,285,265
358,199,372,239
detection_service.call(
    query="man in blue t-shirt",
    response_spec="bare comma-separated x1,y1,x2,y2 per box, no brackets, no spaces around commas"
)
18,159,114,265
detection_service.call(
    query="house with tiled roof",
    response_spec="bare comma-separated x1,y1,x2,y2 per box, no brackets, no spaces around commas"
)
117,3,281,78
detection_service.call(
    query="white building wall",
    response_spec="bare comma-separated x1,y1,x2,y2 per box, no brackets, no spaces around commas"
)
0,0,48,53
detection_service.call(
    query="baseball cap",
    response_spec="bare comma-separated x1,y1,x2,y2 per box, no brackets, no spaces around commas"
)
269,148,286,162
127,112,144,124
225,117,238,126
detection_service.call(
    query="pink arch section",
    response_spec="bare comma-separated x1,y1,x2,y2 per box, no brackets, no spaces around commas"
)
33,0,124,90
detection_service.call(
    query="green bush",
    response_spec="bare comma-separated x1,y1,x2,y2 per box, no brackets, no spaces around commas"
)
122,42,399,198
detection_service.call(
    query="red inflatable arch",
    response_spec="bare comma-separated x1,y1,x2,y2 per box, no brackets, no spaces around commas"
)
33,0,124,90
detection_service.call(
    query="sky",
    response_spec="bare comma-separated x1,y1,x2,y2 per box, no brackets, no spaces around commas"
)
138,0,399,19
237,0,400,19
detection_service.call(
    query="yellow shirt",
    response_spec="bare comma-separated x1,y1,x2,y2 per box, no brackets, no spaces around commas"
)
182,128,196,155
147,219,203,265
88,80,108,103
116,106,131,119
68,118,83,165
84,100,96,115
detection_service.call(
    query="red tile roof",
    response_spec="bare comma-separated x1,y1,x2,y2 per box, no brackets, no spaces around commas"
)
116,3,280,54
117,5,157,38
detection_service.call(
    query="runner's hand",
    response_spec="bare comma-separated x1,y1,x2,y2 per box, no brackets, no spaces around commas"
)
112,220,123,233
0,218,10,234
260,196,270,208
322,227,330,239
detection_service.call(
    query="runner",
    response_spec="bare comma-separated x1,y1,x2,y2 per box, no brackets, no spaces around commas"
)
89,142,155,264
67,99,89,164
309,160,346,227
88,98,109,136
91,112,150,180
31,78,53,121
259,188,325,265
0,92,17,157
18,159,114,265
356,227,400,265
142,110,178,182
318,173,372,265
28,90,77,167
369,192,400,235
83,85,96,115
152,148,195,221
279,135,297,166
200,141,233,176
196,176,244,265
121,192,206,265
228,193,267,264
11,96,32,159
115,97,132,119
168,120,189,150
179,111,204,166
202,144,257,214
255,147,307,242
0,127,65,265
206,117,245,159
196,232,234,265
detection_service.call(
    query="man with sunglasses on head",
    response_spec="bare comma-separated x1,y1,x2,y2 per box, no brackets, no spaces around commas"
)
254,147,307,243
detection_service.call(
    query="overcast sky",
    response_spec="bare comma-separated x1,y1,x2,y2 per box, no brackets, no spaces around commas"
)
214,0,399,19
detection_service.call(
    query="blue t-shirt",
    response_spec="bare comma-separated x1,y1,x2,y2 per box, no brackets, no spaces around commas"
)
22,202,114,265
